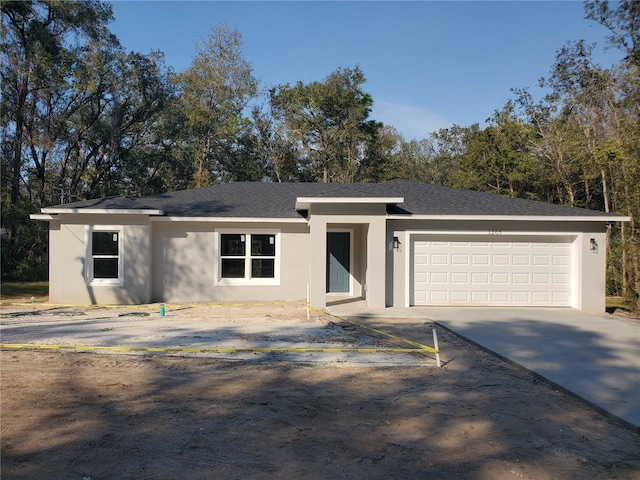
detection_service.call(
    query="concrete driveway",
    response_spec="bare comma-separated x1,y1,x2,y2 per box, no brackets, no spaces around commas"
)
327,302,640,431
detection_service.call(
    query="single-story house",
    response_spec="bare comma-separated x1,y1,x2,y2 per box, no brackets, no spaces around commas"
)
31,179,628,313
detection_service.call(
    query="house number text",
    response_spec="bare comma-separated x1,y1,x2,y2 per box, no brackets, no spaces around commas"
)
489,229,503,235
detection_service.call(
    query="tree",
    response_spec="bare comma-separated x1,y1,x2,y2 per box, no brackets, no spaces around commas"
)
1,0,115,280
249,105,301,182
449,107,539,199
584,0,640,307
270,66,379,183
356,125,405,183
172,25,257,187
1,0,176,280
1,0,115,207
62,49,174,200
585,0,640,68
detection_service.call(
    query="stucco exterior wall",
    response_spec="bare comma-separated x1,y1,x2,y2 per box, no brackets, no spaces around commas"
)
576,231,607,313
388,219,609,313
48,214,152,304
44,210,611,313
308,203,388,308
150,221,310,303
48,216,310,305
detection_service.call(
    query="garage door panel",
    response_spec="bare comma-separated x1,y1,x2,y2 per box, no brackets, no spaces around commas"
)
414,253,427,265
533,292,551,303
492,254,510,265
414,263,429,274
431,241,449,247
513,255,530,266
430,291,449,302
451,291,469,302
492,273,509,284
472,254,489,265
472,242,491,247
492,291,509,302
513,291,531,303
431,254,449,265
451,254,470,265
532,255,550,266
413,235,573,306
471,291,490,302
430,272,448,283
532,273,550,284
553,255,570,265
471,272,490,284
512,273,530,284
451,272,469,284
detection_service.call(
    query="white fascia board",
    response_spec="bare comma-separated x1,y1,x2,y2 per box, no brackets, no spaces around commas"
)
151,216,307,223
30,214,56,220
295,196,404,210
41,208,164,215
386,214,630,222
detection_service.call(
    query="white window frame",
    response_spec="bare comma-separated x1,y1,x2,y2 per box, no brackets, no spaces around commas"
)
215,229,281,286
85,225,124,286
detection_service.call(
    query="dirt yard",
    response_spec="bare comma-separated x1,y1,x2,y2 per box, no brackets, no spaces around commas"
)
1,301,639,480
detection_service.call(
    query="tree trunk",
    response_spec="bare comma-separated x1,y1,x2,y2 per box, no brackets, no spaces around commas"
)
622,222,628,297
621,163,639,308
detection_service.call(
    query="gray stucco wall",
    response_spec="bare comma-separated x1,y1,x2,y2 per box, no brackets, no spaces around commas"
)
150,221,310,303
48,214,152,304
308,203,388,308
48,216,310,305
45,212,610,313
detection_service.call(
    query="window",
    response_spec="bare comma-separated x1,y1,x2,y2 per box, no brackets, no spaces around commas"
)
219,232,279,284
87,227,123,285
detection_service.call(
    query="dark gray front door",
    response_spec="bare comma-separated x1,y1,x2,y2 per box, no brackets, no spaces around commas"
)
327,232,350,293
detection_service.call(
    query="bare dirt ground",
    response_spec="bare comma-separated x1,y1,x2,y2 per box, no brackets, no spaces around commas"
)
1,301,639,480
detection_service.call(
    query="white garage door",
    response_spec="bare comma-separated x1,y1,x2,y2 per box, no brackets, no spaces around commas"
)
413,235,574,306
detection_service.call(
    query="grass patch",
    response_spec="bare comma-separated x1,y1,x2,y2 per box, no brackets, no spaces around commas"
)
0,281,49,300
606,296,638,316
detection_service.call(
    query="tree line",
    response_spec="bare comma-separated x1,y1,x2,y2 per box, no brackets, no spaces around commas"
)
1,0,638,307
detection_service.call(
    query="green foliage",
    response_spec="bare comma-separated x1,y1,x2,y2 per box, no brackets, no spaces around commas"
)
171,24,258,187
1,0,638,305
0,198,48,281
585,0,640,68
270,66,379,183
446,106,540,198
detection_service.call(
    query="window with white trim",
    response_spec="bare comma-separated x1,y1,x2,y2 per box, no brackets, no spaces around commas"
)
87,227,123,285
219,232,279,284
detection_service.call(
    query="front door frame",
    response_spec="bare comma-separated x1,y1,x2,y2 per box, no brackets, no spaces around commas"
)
326,228,354,296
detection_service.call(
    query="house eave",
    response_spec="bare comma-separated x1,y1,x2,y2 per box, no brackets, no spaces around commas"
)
295,196,404,211
30,214,56,221
387,214,630,222
150,216,307,223
41,208,165,215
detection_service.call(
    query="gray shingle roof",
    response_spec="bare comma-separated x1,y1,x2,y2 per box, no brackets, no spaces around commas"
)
48,179,618,218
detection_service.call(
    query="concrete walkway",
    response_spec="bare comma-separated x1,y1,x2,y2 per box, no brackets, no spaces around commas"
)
327,301,640,431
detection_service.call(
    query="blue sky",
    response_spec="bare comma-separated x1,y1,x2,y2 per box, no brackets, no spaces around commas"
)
109,1,623,140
